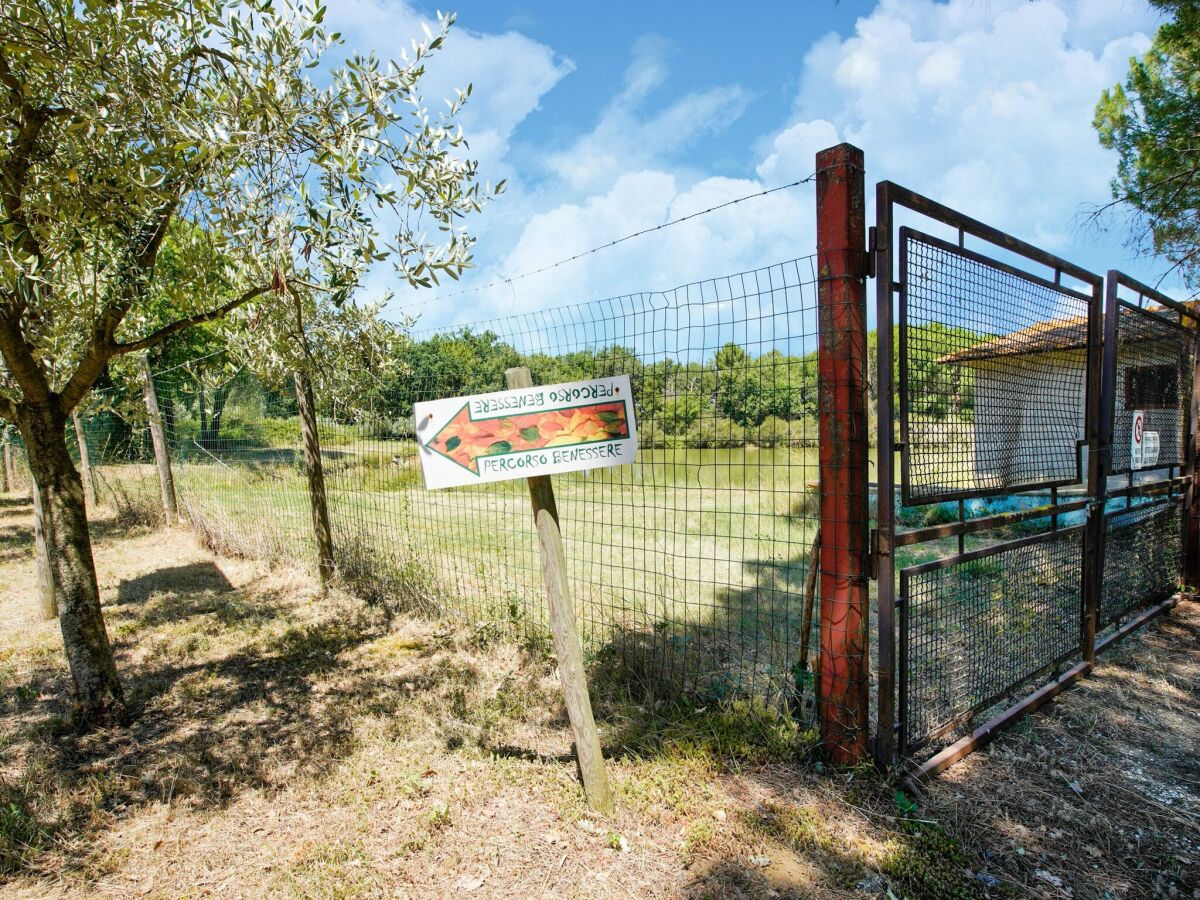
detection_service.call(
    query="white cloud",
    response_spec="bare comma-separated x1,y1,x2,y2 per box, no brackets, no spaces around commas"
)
388,0,1169,328
791,0,1153,260
542,36,751,193
756,119,839,184
417,168,818,324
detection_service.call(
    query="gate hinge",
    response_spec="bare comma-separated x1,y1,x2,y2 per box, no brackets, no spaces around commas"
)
870,527,881,579
864,228,879,279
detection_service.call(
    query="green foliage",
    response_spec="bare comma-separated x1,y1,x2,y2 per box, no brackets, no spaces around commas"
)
0,0,493,415
687,416,747,449
613,697,818,765
878,823,974,900
661,396,703,434
1095,2,1200,286
756,415,793,447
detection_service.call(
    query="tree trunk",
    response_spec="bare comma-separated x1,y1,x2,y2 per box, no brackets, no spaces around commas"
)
31,477,58,620
71,411,96,511
294,370,335,588
198,385,208,446
17,400,125,725
1,437,9,493
200,381,232,447
142,357,178,520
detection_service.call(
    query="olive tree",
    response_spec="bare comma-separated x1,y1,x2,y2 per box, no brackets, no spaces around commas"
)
0,1,492,724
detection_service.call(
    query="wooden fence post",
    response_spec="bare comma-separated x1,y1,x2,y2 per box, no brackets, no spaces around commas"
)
4,438,14,493
1,433,9,494
71,411,96,511
31,478,58,619
815,143,871,764
294,369,335,589
141,357,178,520
505,366,614,814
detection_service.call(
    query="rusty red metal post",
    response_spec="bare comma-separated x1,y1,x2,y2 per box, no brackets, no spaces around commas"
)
815,143,870,763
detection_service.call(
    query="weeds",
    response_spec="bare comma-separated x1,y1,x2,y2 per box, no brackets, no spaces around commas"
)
0,784,44,875
332,530,442,619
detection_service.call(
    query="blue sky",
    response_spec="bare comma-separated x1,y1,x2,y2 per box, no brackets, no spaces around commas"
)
326,0,1170,328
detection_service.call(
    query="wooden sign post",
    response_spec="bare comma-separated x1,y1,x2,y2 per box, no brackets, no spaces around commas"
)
503,367,614,814
413,369,635,812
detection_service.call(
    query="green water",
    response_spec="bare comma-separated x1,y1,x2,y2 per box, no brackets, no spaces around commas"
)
555,446,879,490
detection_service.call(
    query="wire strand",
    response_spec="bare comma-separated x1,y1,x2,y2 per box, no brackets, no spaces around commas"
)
384,173,819,315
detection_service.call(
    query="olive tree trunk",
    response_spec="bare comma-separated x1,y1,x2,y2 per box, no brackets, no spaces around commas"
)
71,411,96,510
141,357,178,520
31,477,58,620
17,400,125,725
294,370,335,588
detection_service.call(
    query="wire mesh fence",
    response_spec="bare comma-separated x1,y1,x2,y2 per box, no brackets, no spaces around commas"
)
885,185,1198,768
15,257,825,714
1110,302,1195,475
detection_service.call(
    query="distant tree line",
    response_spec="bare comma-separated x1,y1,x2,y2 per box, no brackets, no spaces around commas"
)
74,322,981,455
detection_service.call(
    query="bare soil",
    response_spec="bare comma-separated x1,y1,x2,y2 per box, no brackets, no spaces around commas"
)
0,493,1196,899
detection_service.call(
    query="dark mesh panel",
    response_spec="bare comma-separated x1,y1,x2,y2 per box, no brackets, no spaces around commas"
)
900,528,1083,751
1100,500,1182,628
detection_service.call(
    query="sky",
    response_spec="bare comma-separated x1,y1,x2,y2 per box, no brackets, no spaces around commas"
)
324,0,1171,330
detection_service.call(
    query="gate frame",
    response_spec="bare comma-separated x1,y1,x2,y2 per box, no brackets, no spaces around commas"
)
1092,270,1200,654
871,181,1107,771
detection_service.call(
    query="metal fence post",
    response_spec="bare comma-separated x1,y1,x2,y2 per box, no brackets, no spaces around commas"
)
141,356,178,520
294,369,336,589
815,142,871,764
1081,273,1117,666
1185,316,1200,593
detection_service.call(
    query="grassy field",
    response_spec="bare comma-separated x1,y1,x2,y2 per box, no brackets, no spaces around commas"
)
107,439,834,711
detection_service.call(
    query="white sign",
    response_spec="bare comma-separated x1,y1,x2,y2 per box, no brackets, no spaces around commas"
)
1131,409,1144,469
414,375,639,490
1143,429,1160,468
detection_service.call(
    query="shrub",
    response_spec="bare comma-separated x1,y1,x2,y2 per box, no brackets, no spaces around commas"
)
661,396,703,434
686,417,746,449
755,415,791,447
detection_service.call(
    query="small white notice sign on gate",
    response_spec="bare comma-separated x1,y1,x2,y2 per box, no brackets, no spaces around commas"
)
414,375,638,490
1142,429,1160,468
1131,409,1146,469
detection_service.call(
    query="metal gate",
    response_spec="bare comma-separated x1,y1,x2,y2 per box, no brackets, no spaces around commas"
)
873,183,1198,775
1095,273,1199,647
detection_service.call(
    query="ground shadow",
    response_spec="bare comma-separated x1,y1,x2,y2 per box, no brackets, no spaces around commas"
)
116,562,234,605
0,576,412,877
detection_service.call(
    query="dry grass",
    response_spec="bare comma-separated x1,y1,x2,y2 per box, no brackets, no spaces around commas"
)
0,492,1196,898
